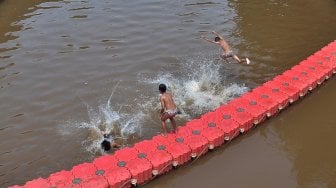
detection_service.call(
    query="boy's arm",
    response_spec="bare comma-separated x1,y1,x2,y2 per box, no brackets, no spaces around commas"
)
201,36,217,44
211,31,224,39
160,97,165,114
112,142,121,148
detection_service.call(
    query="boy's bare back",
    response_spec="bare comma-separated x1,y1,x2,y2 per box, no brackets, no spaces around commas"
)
218,39,231,53
160,92,176,111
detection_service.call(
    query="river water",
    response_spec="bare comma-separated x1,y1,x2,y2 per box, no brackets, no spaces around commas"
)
0,0,335,187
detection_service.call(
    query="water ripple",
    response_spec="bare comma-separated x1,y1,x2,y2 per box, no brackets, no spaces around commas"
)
184,1,220,6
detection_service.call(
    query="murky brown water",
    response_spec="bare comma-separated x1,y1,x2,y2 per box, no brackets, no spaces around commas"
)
1,0,335,187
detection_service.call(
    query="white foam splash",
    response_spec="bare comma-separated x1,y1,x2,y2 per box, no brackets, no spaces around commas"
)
144,58,249,117
59,57,249,154
60,83,144,154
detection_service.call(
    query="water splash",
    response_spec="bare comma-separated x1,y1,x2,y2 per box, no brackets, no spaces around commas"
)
65,82,144,154
144,57,249,117
60,57,249,154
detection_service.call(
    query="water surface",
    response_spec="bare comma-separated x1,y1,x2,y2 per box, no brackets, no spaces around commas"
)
0,0,336,187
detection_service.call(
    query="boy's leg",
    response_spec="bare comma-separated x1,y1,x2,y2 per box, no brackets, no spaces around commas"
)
220,54,231,63
234,55,250,64
161,113,170,135
169,117,177,133
233,55,244,63
161,120,168,135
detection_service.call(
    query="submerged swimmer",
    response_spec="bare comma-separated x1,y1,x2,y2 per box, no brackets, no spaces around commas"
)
202,31,250,64
101,133,121,151
159,84,179,136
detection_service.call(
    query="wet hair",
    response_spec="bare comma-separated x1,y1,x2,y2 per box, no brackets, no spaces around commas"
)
159,84,167,93
101,140,111,151
214,37,221,42
101,134,112,151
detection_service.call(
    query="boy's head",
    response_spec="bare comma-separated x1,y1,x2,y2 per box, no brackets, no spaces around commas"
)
101,140,111,151
214,37,221,42
101,134,112,151
159,84,167,93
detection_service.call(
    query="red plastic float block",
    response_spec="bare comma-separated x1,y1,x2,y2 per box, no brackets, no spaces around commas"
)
312,49,336,72
92,155,131,188
299,60,329,84
282,69,316,92
121,158,153,186
23,178,51,188
185,119,206,130
176,125,192,137
70,162,109,188
186,119,225,149
164,142,192,167
291,64,322,88
92,155,119,171
152,134,192,167
147,148,173,175
264,80,299,104
273,74,309,97
200,124,225,149
316,48,336,67
48,170,74,188
201,111,240,141
304,56,333,79
284,70,311,95
152,133,176,146
229,97,267,125
321,41,336,53
114,147,139,161
114,147,153,186
134,140,158,155
175,126,209,158
216,104,254,133
242,91,278,118
134,140,173,176
103,168,132,188
253,85,290,111
314,42,336,73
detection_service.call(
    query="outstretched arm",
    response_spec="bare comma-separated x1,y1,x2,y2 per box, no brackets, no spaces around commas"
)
201,36,218,44
160,97,165,114
211,31,224,39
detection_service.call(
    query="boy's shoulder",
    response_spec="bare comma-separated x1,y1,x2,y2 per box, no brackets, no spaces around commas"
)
161,92,171,99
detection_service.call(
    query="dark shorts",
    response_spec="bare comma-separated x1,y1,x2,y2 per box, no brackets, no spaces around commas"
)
221,50,234,59
164,109,178,117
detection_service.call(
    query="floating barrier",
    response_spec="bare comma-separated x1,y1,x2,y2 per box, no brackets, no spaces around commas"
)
10,40,336,188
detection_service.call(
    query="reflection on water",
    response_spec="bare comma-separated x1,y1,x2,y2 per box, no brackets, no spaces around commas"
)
0,0,336,187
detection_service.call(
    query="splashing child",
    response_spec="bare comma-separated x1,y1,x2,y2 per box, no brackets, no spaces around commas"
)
159,84,179,136
101,133,121,151
202,31,250,64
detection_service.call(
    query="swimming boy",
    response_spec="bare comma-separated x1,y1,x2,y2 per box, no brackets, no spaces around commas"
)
202,31,250,64
159,84,178,135
101,134,121,151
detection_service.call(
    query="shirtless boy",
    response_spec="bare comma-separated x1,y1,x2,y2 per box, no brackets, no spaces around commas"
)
202,31,250,64
159,84,178,135
101,133,121,151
